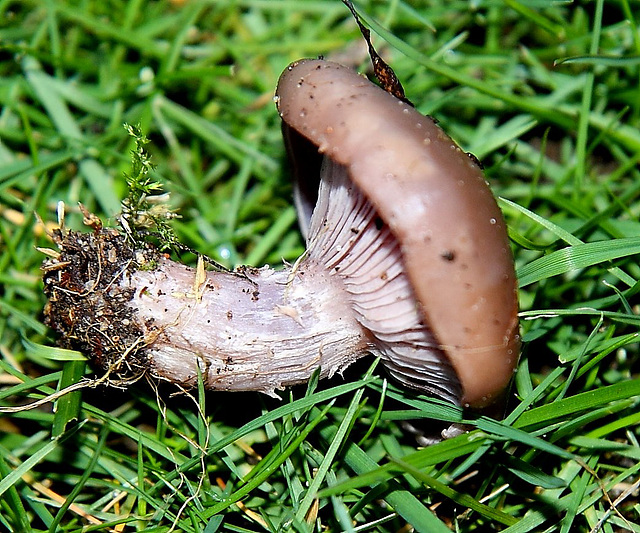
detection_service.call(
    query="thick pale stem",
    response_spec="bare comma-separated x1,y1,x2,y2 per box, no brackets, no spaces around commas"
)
128,257,370,394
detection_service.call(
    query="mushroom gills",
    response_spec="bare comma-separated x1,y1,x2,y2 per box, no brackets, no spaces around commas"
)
306,156,462,404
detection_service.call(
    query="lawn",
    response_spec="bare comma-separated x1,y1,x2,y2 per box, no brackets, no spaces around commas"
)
1,0,640,531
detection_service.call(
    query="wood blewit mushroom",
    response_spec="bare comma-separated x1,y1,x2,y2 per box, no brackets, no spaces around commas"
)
43,59,519,408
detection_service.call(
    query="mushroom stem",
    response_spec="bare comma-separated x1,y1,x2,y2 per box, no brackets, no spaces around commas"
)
124,255,369,393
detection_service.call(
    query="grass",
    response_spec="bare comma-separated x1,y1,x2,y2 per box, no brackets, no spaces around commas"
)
1,0,640,531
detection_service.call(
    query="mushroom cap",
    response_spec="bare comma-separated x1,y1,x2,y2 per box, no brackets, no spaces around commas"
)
276,59,519,407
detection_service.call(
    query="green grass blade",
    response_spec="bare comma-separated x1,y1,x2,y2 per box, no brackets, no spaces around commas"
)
388,456,518,526
23,57,120,214
517,237,640,288
0,423,82,499
514,379,640,429
52,359,85,437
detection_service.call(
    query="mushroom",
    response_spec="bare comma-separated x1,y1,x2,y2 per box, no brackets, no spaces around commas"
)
277,59,519,407
43,59,519,409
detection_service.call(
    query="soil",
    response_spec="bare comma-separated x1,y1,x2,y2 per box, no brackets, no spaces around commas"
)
42,224,156,384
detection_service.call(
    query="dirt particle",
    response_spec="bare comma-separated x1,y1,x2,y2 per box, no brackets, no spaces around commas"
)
441,250,456,262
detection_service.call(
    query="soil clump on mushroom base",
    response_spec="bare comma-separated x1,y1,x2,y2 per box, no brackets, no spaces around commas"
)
43,227,153,383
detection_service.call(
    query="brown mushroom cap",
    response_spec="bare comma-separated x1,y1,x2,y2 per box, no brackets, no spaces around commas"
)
276,59,519,407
